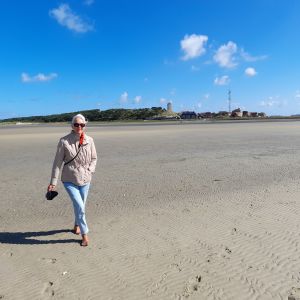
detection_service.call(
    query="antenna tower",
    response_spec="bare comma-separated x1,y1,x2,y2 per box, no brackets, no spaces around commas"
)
228,89,231,113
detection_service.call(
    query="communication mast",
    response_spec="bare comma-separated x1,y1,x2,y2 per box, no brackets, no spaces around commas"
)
228,89,231,113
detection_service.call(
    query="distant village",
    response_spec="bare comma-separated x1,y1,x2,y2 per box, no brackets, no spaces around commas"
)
181,108,267,119
150,102,267,120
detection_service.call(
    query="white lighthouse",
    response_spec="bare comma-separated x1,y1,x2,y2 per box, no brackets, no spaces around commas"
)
167,102,173,113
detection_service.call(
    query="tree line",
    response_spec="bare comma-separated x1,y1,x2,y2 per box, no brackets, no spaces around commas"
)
0,107,166,123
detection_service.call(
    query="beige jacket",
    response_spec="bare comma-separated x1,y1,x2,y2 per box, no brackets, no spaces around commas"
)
50,131,97,186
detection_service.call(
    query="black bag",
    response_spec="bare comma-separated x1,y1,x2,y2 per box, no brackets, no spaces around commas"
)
46,191,58,200
46,141,82,201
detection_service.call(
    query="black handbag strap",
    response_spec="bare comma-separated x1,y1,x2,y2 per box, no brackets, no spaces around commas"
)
64,144,81,166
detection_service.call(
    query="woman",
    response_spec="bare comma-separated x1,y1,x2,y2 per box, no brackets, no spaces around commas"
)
48,114,97,246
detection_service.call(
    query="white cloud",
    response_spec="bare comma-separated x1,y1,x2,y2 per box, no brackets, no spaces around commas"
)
21,73,32,82
260,96,284,107
197,102,202,108
260,100,279,107
49,4,93,33
134,96,142,104
214,75,230,86
120,92,128,103
204,93,210,99
83,0,94,6
21,72,58,83
213,41,238,68
295,91,300,99
160,98,173,107
180,34,208,61
160,98,167,105
240,49,267,62
245,67,257,77
191,65,200,71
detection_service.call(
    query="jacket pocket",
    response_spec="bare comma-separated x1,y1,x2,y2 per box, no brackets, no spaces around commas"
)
82,167,92,183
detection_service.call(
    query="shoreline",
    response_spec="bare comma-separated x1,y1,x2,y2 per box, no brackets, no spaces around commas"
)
2,117,300,129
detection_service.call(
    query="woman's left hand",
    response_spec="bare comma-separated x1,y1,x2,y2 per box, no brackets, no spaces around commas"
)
47,184,56,192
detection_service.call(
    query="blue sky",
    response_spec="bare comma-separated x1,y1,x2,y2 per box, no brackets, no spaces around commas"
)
1,0,300,119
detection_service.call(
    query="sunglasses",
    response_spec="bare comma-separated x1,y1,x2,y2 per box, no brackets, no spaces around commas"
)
73,123,86,128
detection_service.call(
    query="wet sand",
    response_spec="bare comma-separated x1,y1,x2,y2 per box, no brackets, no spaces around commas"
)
1,121,300,299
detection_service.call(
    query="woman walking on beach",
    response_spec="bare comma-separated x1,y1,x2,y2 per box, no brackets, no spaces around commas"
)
48,114,97,246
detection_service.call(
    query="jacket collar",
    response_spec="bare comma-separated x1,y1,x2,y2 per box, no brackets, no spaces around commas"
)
70,130,89,144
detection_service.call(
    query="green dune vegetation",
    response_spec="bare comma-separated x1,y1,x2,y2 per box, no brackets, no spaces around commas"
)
0,107,169,123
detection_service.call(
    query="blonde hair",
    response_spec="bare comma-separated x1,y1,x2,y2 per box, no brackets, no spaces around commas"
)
71,114,87,125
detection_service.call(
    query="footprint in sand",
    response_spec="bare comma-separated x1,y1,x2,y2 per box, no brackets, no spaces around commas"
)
231,228,237,234
40,258,57,264
42,282,55,297
180,275,202,298
288,287,300,300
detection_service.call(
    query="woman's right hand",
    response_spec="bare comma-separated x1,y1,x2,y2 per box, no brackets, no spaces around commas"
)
47,184,56,192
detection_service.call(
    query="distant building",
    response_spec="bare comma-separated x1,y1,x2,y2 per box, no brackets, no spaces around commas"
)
199,112,214,118
218,111,229,117
242,111,250,117
250,112,258,117
258,112,267,118
231,108,243,117
180,111,197,119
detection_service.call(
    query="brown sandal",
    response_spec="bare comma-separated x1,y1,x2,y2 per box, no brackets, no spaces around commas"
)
80,240,89,247
81,234,89,247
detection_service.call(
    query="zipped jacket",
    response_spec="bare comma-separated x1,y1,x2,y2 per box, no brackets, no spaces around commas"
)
50,131,97,186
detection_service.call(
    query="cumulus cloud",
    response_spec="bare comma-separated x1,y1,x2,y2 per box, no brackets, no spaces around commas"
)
120,92,128,103
245,67,257,77
49,4,93,33
180,34,208,61
214,75,230,86
21,72,58,83
134,96,142,104
240,49,267,62
213,41,238,68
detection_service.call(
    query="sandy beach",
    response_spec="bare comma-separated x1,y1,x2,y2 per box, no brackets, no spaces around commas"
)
2,121,300,299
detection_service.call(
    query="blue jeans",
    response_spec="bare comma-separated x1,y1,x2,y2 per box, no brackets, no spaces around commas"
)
63,182,90,235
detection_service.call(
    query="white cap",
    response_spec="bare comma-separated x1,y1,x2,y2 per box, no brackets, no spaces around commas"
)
71,114,87,124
